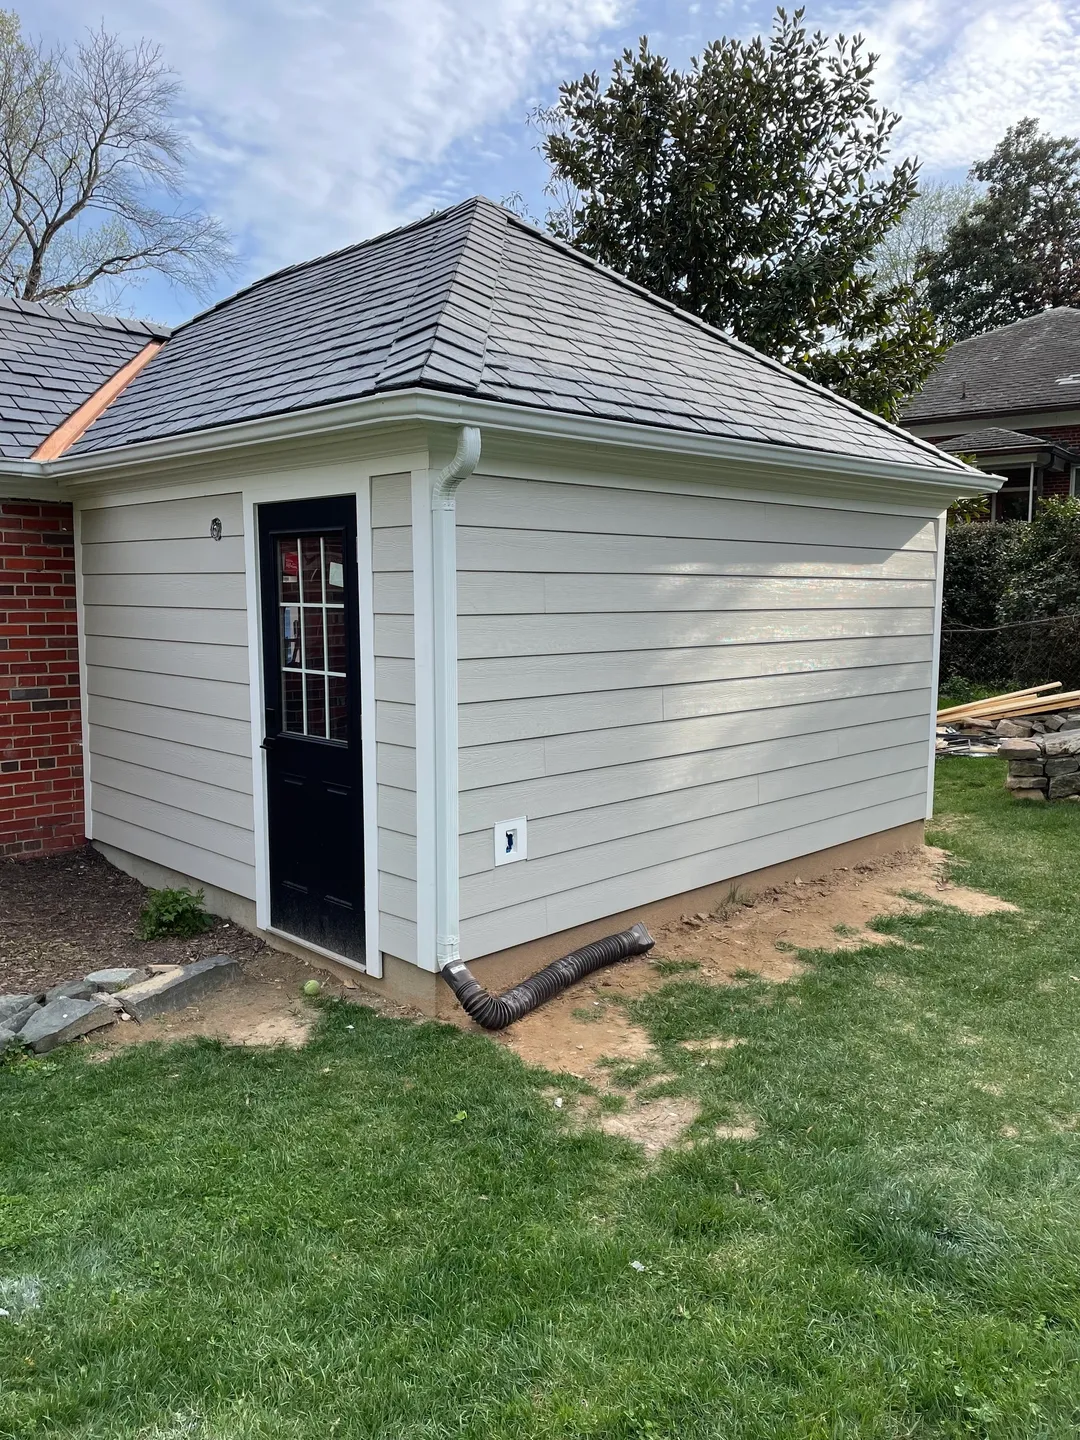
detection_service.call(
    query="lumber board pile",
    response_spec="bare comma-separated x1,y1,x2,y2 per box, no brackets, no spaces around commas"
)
936,683,1080,757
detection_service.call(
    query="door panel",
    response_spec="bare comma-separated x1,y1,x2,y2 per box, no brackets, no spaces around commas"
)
258,496,365,960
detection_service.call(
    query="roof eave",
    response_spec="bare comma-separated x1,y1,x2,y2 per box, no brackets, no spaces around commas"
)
0,456,62,501
45,388,1000,502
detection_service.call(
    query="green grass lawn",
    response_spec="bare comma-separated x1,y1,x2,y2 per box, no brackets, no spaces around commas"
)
4,760,1080,1438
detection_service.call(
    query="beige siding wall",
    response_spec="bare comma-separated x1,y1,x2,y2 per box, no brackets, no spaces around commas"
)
455,475,936,961
81,493,255,898
371,474,417,962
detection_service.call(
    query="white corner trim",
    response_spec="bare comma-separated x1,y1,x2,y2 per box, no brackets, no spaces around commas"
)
431,426,481,970
356,473,382,977
926,511,948,820
411,468,438,972
71,503,93,842
242,494,270,931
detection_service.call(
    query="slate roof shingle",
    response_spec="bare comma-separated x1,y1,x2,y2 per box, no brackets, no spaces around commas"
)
904,308,1080,425
0,296,167,459
73,197,964,472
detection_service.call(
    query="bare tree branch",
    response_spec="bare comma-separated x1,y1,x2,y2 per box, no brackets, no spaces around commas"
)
0,12,235,307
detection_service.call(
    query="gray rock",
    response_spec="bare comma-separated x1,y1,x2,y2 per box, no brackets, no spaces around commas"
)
44,979,95,1003
1061,716,1080,731
0,1025,23,1052
1049,772,1080,801
1045,758,1080,777
996,719,1034,737
1043,713,1067,731
1007,760,1045,777
1033,720,1048,733
998,738,1042,757
1012,788,1047,802
19,997,115,1054
84,967,150,993
1005,775,1048,790
117,954,240,1022
0,995,39,1026
9,1002,43,1034
1043,734,1080,758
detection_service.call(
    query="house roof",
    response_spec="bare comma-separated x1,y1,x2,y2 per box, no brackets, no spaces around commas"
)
938,427,1065,454
904,307,1080,425
73,197,963,472
0,296,167,460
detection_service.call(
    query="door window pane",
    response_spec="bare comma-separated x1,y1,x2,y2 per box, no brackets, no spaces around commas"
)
275,529,350,743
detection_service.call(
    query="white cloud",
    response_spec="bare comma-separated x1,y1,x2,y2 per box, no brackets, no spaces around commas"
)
32,0,629,279
823,0,1080,172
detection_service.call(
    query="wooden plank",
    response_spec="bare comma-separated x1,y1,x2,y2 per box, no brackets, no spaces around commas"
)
377,784,416,837
456,476,938,551
937,683,1059,719
379,914,418,964
373,571,415,616
376,743,416,793
84,605,248,647
80,493,243,544
374,614,415,660
456,527,938,580
377,827,417,882
458,634,933,704
370,473,412,528
379,872,417,923
374,656,415,705
662,661,931,722
375,700,416,747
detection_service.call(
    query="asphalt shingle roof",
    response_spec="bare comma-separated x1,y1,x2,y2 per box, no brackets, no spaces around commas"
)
904,308,1080,425
73,198,963,472
0,297,167,459
939,427,1070,454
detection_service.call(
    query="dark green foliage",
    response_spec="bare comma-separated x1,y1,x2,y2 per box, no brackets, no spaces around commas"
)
999,497,1080,621
539,8,943,419
940,502,1080,691
924,118,1080,340
135,886,213,940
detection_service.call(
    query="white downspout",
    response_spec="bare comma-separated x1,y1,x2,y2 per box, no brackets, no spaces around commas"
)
431,425,481,968
1028,461,1035,521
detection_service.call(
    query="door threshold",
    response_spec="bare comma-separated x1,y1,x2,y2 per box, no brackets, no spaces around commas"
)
265,925,367,974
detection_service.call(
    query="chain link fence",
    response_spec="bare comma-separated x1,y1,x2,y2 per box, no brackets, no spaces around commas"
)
940,612,1080,697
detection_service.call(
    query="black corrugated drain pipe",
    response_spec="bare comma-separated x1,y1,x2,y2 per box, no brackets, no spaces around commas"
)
440,921,655,1030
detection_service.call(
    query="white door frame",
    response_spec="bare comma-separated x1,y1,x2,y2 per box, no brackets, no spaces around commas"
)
244,472,381,977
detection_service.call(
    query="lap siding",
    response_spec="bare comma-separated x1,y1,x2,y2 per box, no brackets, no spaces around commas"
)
456,475,937,962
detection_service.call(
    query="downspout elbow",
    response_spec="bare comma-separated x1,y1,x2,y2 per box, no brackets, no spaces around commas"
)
432,425,481,509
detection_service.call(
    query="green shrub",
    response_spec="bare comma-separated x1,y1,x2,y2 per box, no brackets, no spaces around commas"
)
136,886,213,940
999,496,1080,621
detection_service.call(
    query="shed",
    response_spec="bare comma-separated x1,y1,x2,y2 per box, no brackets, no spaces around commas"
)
5,199,991,1011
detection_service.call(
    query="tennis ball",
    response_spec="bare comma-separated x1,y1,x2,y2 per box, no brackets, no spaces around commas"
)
302,979,321,997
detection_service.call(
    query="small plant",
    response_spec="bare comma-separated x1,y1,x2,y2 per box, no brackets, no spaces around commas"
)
136,886,213,940
653,958,701,977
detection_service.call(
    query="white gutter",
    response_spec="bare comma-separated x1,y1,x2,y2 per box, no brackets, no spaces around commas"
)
431,425,481,967
43,389,999,500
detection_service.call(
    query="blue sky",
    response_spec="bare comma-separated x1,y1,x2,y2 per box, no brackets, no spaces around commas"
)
27,0,1080,325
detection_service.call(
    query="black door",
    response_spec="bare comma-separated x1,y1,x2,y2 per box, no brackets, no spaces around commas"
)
258,497,365,961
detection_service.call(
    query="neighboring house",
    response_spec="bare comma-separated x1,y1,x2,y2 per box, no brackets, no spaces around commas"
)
903,307,1080,520
1,197,989,1012
0,298,167,860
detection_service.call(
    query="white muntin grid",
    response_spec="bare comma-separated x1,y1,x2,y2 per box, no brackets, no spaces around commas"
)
279,534,346,741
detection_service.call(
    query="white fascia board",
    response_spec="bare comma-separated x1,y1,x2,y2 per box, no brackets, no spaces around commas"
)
0,460,61,501
40,388,999,502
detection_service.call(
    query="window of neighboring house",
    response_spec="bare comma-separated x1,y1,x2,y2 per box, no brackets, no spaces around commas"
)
990,468,1040,522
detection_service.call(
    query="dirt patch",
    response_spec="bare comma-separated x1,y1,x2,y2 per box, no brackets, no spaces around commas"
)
598,1095,702,1156
0,846,266,995
713,1117,760,1142
679,1037,746,1053
494,845,1015,1085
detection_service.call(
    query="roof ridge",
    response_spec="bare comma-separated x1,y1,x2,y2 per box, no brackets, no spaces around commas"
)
0,292,168,337
948,306,1080,349
496,208,972,475
172,197,488,339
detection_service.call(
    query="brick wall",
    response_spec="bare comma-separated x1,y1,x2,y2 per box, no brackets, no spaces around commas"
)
0,499,84,857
